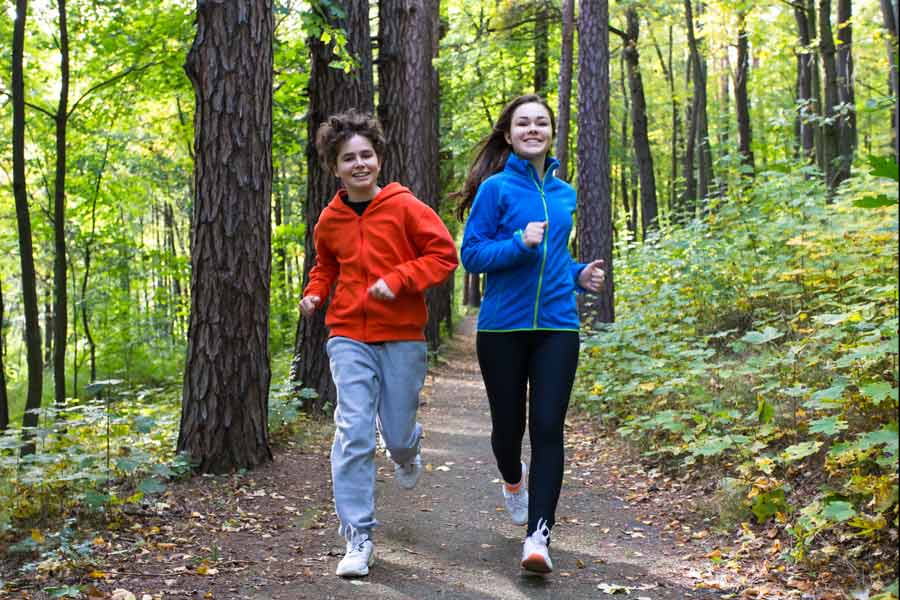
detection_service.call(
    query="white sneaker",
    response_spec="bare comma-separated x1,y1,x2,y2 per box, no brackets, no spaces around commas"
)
335,533,374,577
502,462,528,525
521,518,552,574
394,453,422,490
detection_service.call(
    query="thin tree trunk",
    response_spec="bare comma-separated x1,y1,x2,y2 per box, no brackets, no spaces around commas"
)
735,10,755,177
619,50,636,240
795,3,816,160
684,0,714,203
294,0,373,412
52,0,69,407
179,0,274,473
13,0,43,454
682,54,698,220
882,0,899,161
624,7,658,237
650,25,681,216
0,280,8,432
819,0,842,195
576,0,613,325
534,0,549,95
836,0,855,179
556,0,575,180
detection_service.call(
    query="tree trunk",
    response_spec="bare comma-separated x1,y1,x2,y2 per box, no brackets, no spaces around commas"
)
53,0,70,407
684,0,714,203
13,0,43,454
735,10,755,177
624,7,658,237
836,0,855,179
0,280,8,432
576,0,613,326
619,51,636,240
819,0,842,195
682,55,698,220
179,0,274,473
555,0,575,181
378,0,447,349
794,3,816,160
650,25,681,216
464,272,481,308
882,0,899,161
534,0,549,95
294,0,373,413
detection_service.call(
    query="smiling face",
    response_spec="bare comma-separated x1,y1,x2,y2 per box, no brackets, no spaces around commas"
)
333,134,382,201
505,102,553,163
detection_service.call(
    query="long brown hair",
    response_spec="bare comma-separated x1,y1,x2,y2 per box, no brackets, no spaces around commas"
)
455,94,556,221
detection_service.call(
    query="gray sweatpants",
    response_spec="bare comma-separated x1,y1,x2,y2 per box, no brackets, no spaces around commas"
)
326,336,427,539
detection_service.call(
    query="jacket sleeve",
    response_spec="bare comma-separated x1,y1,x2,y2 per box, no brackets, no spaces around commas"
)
570,256,589,293
381,202,459,295
460,179,540,273
302,218,339,300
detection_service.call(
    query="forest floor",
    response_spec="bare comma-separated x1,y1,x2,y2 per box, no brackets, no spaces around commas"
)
5,316,856,600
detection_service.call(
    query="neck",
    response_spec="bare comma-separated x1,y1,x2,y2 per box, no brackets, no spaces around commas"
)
346,184,380,203
529,156,546,180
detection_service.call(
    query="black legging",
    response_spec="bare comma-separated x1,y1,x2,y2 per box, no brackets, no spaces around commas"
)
476,330,580,537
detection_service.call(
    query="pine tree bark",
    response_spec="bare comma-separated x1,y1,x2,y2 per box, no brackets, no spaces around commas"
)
555,0,575,181
836,0,855,179
624,7,657,237
294,0,373,413
52,0,70,407
818,0,842,194
13,0,44,453
378,0,448,349
735,10,755,177
882,0,899,161
576,0,613,325
179,0,275,473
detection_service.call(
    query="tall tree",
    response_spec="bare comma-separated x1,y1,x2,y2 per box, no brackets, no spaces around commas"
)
378,0,449,348
179,0,275,473
650,25,682,215
294,0,373,413
684,0,714,203
52,0,70,408
836,0,856,179
576,0,613,325
12,0,44,453
622,7,658,236
735,10,755,176
882,0,899,160
682,52,698,218
794,1,817,160
555,0,575,181
818,0,842,193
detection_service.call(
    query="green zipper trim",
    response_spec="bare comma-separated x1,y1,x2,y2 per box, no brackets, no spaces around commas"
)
477,327,580,333
529,168,551,328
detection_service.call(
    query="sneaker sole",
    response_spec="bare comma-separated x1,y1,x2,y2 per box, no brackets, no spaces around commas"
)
521,554,552,574
336,553,375,577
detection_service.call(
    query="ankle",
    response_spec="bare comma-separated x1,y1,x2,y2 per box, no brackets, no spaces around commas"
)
504,479,522,493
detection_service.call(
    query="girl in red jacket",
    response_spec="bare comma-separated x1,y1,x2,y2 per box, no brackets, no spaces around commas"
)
300,110,458,578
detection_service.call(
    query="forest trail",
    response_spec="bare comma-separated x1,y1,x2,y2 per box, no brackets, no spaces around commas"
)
87,316,739,599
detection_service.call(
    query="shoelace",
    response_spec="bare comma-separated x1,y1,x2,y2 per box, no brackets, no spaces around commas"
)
533,518,551,544
343,524,370,553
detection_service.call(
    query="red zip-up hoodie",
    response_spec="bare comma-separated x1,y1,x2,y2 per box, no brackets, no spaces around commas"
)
303,182,458,342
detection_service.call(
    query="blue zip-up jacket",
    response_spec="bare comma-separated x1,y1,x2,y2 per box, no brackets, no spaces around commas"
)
461,152,587,332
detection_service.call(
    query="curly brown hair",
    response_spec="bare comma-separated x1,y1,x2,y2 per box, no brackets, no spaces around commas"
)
315,109,386,172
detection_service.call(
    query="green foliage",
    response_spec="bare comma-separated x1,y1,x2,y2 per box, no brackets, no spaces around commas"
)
575,164,898,566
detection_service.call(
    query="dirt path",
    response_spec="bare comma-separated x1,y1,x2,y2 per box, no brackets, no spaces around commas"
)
57,317,739,599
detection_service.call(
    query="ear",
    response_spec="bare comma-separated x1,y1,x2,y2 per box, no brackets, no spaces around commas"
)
504,131,511,145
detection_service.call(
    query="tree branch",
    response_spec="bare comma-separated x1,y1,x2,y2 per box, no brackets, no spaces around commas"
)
68,61,162,118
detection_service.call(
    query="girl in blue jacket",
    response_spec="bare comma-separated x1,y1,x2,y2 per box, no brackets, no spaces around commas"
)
458,94,605,574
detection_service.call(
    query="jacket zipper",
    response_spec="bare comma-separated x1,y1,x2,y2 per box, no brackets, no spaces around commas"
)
530,167,551,328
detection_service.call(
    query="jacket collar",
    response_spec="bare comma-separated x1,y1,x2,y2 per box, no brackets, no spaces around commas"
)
504,152,560,183
328,181,408,215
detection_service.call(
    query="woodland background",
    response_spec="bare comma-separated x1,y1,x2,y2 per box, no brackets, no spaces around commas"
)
0,0,898,596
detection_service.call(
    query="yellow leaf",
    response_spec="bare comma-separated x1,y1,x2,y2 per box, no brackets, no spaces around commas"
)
31,529,45,544
88,570,108,580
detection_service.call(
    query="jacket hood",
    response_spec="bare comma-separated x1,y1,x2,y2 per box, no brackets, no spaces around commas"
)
505,152,561,182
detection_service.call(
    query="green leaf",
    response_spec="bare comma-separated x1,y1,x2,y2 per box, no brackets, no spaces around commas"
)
756,397,775,424
853,194,897,209
822,500,856,522
690,435,734,457
740,326,784,345
808,416,848,436
133,415,156,434
858,427,900,456
804,382,847,409
867,155,900,182
115,457,141,474
138,478,166,495
780,441,823,463
83,490,111,509
751,488,788,523
860,382,898,406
